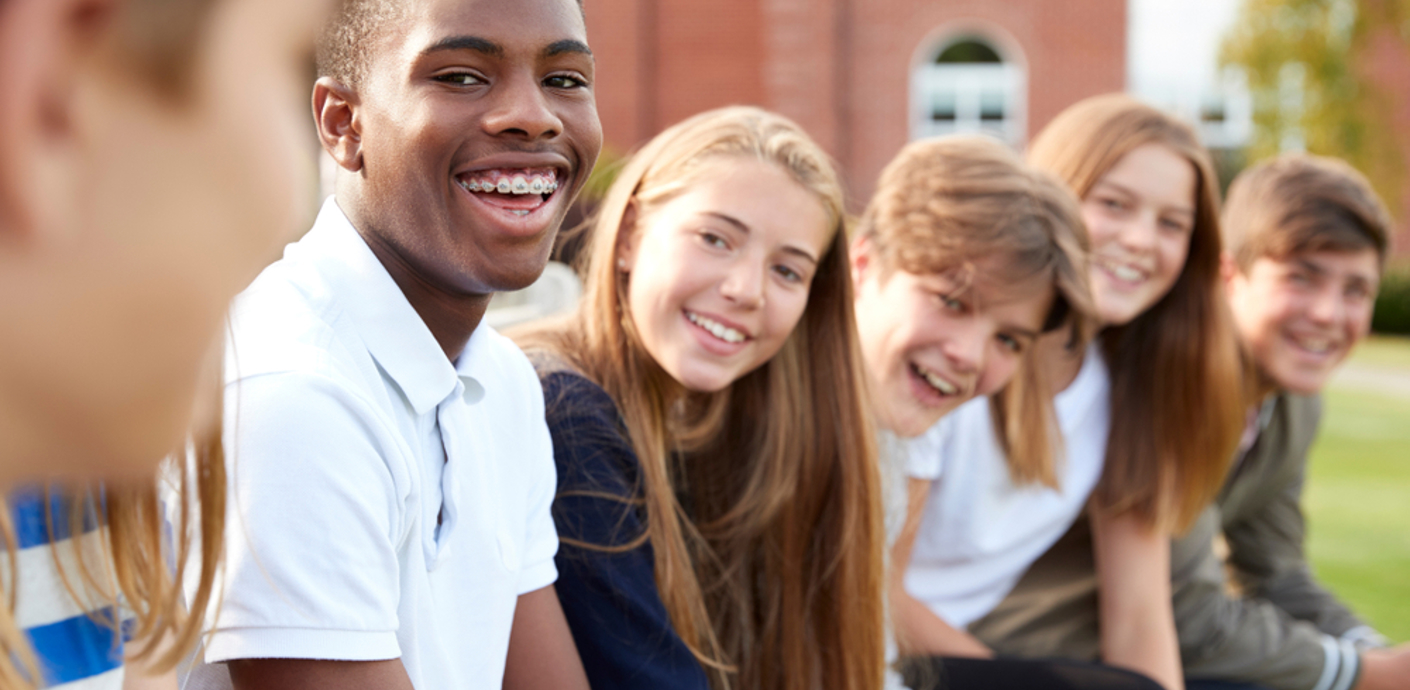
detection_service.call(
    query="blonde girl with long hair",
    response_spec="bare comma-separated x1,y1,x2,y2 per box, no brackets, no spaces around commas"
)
895,95,1244,690
0,0,330,685
516,105,885,690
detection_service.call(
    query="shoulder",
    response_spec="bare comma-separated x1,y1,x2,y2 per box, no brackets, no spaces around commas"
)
1279,392,1323,429
226,257,367,387
1261,391,1323,464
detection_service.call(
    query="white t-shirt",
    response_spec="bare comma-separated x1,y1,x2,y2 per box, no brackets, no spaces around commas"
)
181,198,559,689
903,345,1110,629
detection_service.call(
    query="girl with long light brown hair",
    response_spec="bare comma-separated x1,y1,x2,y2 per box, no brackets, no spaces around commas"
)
0,0,329,684
896,95,1245,690
515,105,885,690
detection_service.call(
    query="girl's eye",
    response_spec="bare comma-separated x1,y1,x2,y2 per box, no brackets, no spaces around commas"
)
1288,271,1313,286
701,232,729,249
1160,217,1191,234
996,333,1022,353
435,72,484,87
773,264,803,284
1098,197,1126,211
545,74,587,89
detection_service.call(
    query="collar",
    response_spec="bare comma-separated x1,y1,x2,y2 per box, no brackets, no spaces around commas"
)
295,197,470,415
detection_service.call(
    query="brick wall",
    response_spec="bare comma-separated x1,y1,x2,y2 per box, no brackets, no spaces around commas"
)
1358,20,1410,259
584,0,1126,208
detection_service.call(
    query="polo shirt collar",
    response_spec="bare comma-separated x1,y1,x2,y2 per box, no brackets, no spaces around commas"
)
299,197,465,415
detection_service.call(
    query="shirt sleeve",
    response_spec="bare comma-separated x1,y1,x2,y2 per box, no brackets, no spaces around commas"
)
202,370,406,664
516,367,561,595
1172,507,1362,690
540,372,712,690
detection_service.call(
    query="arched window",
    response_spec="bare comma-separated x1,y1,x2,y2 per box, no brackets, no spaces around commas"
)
911,33,1026,145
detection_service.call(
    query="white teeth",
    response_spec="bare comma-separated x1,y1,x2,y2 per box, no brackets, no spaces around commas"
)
686,311,747,344
914,363,958,395
1097,256,1147,283
510,209,529,217
1293,336,1332,354
1111,264,1143,282
460,174,558,195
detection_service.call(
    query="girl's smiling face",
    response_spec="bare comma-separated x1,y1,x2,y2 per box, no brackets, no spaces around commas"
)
1082,143,1197,326
619,156,832,392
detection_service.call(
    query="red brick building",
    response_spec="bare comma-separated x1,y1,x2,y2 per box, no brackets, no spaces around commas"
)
1358,14,1410,258
583,0,1127,207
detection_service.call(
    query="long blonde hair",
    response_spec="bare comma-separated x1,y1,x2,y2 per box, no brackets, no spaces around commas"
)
856,135,1094,486
1028,94,1246,533
0,0,227,683
519,106,885,690
0,403,225,688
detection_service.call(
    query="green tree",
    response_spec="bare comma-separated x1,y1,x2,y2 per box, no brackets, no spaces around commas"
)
1221,0,1409,219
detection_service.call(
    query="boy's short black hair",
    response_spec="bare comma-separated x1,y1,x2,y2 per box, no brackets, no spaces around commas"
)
1223,154,1393,272
315,0,408,89
315,0,587,89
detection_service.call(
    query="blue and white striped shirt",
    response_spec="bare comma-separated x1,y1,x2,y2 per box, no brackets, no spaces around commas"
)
10,487,125,688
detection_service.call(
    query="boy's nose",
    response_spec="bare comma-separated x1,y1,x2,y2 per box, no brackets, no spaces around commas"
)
483,74,562,140
1305,285,1345,326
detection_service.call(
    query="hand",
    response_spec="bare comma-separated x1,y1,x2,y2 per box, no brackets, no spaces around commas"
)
1355,644,1410,690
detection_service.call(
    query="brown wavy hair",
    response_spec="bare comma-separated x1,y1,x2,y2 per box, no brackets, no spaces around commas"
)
1028,93,1246,533
856,135,1094,487
517,106,885,690
0,0,226,685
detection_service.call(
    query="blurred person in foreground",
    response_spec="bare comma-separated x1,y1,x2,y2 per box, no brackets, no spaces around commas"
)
971,154,1410,690
0,0,332,686
178,0,602,688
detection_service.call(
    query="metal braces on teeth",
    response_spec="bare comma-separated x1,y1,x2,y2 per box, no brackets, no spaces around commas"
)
461,175,558,195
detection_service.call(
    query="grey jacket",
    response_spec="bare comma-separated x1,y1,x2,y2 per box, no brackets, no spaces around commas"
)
968,393,1380,690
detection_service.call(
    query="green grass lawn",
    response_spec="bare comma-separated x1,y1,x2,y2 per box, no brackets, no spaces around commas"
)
1338,333,1410,369
1304,339,1410,643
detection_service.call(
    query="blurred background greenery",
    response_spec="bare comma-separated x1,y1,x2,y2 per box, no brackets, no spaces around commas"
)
1306,335,1410,642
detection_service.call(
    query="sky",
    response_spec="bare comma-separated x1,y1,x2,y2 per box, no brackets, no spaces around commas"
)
1127,0,1245,105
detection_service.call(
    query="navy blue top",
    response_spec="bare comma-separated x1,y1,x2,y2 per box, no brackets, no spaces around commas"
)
540,370,711,690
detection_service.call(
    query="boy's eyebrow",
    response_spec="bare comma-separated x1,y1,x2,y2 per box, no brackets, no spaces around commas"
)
423,35,503,58
544,39,593,59
1294,257,1329,277
420,37,593,61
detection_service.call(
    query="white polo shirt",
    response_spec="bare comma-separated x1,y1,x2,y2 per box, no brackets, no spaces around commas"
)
185,198,559,689
903,344,1109,629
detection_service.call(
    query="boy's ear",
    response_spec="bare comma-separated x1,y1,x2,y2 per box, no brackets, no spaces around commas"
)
614,200,638,271
313,77,364,173
1219,251,1241,287
850,234,873,286
0,0,116,241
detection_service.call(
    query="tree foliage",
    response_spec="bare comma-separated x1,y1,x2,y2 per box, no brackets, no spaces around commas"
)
1221,0,1409,219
